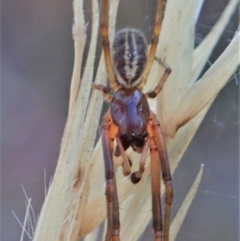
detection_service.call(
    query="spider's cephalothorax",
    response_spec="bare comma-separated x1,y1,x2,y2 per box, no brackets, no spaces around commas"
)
112,28,148,88
94,0,173,240
111,87,150,153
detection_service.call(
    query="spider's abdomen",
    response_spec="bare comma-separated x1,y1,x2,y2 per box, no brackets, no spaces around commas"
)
112,28,148,88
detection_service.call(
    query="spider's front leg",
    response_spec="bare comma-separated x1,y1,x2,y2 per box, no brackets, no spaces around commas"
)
92,84,113,102
102,111,120,241
150,112,173,241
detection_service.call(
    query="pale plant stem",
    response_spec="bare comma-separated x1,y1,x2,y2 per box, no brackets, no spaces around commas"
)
33,1,119,241
191,0,239,82
175,30,240,129
69,0,87,113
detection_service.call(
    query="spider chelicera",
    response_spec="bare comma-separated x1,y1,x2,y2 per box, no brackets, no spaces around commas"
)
93,0,173,240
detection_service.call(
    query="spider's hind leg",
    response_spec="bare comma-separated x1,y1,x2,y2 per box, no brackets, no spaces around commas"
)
146,57,171,99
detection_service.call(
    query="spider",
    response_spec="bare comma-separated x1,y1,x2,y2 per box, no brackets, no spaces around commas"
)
93,0,173,240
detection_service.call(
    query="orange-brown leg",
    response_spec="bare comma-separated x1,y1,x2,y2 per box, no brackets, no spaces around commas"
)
130,137,150,184
150,113,173,241
102,111,120,241
140,0,164,89
115,135,131,176
148,124,163,241
101,0,119,91
146,58,171,98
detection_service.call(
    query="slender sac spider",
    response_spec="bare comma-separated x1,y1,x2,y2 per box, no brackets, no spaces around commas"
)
93,0,173,240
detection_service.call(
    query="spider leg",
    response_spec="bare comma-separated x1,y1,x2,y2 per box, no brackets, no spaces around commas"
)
116,135,131,176
146,58,171,98
101,0,119,91
147,123,163,241
150,112,173,241
92,83,113,102
140,0,164,89
130,137,149,184
102,111,120,241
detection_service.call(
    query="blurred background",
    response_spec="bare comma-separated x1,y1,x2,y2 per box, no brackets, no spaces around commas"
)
1,0,239,241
